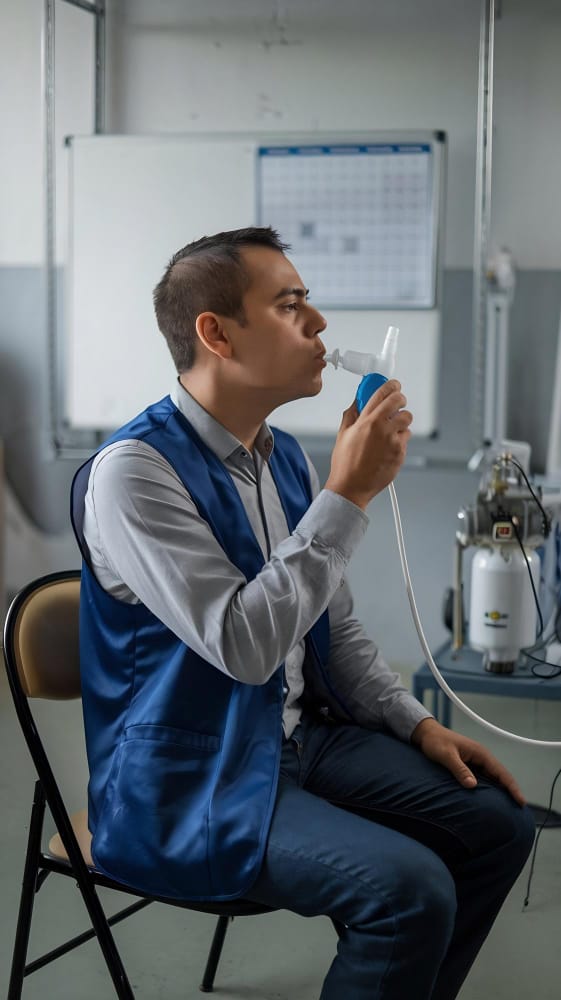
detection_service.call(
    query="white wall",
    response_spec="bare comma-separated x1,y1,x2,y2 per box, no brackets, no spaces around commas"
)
493,1,561,269
111,0,479,268
2,0,561,266
0,0,94,266
108,0,561,270
0,0,44,265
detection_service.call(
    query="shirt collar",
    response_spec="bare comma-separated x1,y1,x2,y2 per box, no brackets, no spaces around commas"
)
171,379,274,463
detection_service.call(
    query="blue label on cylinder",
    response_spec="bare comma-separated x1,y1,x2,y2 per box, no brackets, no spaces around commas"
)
356,373,388,413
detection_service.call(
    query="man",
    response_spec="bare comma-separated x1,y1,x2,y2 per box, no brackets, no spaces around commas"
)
71,226,534,999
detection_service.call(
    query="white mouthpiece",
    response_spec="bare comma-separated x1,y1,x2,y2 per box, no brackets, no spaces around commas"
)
325,326,400,377
324,348,340,368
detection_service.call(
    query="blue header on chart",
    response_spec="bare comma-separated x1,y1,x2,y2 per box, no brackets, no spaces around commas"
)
258,143,431,157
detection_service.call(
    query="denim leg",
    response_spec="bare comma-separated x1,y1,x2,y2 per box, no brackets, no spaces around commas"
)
429,789,535,1000
299,718,535,1000
248,735,457,999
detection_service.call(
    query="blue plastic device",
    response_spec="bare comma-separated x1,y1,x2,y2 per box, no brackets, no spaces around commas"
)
356,372,388,414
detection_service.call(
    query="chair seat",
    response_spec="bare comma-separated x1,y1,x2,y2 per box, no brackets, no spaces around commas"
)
46,809,274,916
48,808,94,867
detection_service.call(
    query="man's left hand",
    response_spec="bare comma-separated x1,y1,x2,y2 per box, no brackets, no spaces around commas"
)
411,718,526,806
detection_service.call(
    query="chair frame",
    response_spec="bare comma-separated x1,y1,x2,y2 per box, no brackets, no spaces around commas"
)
3,570,278,999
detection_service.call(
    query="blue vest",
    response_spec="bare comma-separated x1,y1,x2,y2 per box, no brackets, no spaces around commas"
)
71,396,339,901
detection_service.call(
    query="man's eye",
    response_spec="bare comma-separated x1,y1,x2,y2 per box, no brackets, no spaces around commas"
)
284,302,299,312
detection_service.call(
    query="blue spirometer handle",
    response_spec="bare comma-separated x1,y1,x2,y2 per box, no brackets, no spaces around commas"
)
355,372,388,414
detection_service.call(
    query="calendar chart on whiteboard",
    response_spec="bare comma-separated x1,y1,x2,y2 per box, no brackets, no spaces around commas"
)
257,143,438,310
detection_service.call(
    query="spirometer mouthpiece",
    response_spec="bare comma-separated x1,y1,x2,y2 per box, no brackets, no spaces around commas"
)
325,326,399,378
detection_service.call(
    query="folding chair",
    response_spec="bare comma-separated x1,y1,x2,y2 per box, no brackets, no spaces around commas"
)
2,570,278,998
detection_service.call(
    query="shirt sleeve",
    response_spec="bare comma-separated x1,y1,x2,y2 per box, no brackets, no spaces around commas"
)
303,451,432,742
84,440,368,686
325,582,433,742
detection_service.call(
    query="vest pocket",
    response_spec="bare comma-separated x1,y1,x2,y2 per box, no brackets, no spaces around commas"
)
124,723,221,752
92,725,221,897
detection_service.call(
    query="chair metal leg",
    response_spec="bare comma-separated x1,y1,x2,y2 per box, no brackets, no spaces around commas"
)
200,914,231,993
70,877,136,999
8,782,46,999
8,780,135,1000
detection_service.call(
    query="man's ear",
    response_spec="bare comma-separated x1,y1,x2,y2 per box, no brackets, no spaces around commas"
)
194,312,233,361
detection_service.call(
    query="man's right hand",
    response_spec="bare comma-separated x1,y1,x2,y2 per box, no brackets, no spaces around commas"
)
324,379,412,510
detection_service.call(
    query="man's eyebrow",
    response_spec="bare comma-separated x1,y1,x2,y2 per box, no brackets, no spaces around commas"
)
273,286,310,301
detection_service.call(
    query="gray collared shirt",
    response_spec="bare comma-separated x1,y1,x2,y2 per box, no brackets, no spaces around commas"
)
82,381,430,740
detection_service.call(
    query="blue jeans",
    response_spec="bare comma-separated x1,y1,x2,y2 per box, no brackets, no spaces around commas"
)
247,713,535,999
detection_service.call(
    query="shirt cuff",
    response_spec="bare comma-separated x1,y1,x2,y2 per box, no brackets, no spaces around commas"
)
383,694,434,743
295,488,369,561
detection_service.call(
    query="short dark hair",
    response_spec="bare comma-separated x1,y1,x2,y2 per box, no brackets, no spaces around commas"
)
153,226,290,373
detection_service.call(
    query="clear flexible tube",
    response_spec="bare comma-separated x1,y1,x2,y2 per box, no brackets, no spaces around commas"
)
389,482,561,748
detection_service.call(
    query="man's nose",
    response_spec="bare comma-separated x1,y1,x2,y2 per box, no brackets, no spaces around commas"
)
307,305,327,336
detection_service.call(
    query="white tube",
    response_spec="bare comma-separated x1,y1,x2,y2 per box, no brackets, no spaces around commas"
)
379,325,399,378
388,482,561,748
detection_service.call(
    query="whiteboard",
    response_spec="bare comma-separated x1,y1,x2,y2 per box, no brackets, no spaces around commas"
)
65,132,444,434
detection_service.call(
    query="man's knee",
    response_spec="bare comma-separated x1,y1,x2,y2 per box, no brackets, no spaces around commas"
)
473,787,535,867
384,849,457,941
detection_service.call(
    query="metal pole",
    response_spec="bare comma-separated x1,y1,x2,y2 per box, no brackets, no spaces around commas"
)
59,1,106,131
483,291,510,445
452,538,465,651
471,0,495,449
45,0,106,454
43,0,59,453
94,0,106,134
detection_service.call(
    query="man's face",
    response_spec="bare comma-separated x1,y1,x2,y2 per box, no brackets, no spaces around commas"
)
223,246,328,408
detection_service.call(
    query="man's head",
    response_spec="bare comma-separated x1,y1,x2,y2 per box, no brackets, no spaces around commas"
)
154,226,327,414
153,227,290,373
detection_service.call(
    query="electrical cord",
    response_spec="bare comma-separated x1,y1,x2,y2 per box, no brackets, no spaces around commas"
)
523,765,561,909
510,518,561,677
523,651,561,680
509,457,552,539
509,515,544,638
521,582,561,655
389,482,561,748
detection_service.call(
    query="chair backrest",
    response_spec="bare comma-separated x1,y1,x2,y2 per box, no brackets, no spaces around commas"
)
3,571,81,701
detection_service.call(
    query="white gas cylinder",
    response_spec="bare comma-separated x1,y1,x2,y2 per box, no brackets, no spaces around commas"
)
469,545,540,670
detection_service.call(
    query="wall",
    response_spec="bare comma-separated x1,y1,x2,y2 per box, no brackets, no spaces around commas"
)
1,0,561,648
1,0,95,589
109,0,479,267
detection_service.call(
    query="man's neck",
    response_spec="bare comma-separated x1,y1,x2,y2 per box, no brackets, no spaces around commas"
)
179,374,267,452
